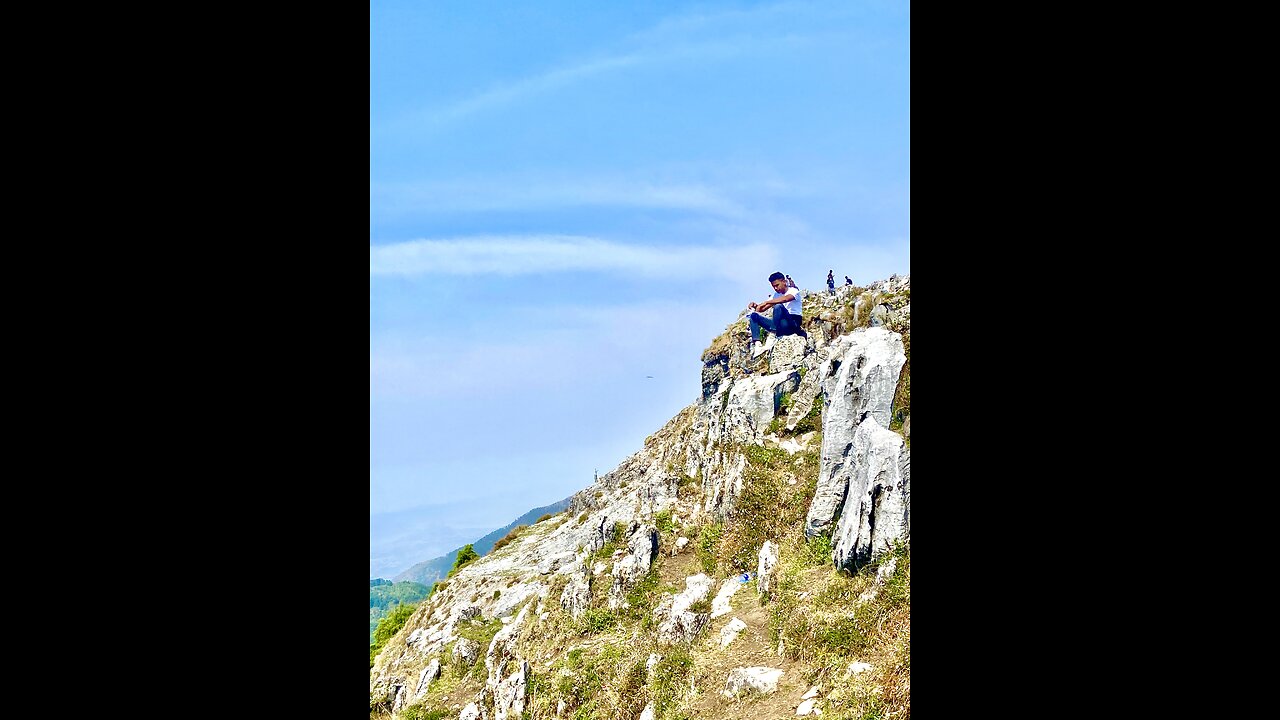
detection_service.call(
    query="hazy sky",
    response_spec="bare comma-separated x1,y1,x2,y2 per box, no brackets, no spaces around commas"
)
370,0,910,579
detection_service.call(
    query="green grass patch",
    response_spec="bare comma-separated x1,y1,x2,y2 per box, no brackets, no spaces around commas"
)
455,616,504,649
654,509,675,535
650,645,694,717
577,607,617,635
696,522,723,574
712,440,822,573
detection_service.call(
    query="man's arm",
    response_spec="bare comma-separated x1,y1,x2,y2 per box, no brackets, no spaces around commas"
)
752,293,795,311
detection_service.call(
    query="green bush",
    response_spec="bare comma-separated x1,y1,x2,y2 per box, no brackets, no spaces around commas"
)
447,544,479,578
654,509,675,534
369,601,417,667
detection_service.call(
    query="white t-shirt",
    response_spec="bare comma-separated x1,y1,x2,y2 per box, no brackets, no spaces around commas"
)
773,289,802,316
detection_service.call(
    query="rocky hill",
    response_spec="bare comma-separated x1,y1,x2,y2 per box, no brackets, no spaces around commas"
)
395,497,575,587
370,275,911,720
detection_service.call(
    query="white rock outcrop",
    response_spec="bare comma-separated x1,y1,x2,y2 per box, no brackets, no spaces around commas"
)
830,418,910,570
757,541,779,597
560,573,592,620
723,666,785,697
796,698,821,716
719,617,748,648
804,328,906,540
656,573,714,644
710,578,740,619
413,658,441,700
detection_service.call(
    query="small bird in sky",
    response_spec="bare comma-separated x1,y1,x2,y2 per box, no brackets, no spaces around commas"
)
646,376,654,379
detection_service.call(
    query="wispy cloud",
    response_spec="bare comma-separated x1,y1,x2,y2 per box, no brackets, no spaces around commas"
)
370,177,753,219
369,235,775,279
376,1,840,135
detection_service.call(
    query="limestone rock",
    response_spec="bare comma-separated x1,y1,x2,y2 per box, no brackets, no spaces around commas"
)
757,541,779,597
902,415,909,437
797,698,820,716
486,604,530,684
672,536,689,556
452,638,479,668
769,334,808,373
723,666,784,697
391,681,408,713
804,328,906,539
460,702,482,720
831,418,910,570
656,573,714,644
414,658,441,700
802,686,820,700
639,703,655,720
845,661,873,677
710,578,740,619
719,617,748,648
608,525,658,609
560,575,591,620
492,659,528,720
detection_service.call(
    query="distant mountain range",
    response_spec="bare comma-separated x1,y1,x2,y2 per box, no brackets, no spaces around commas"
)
392,495,573,585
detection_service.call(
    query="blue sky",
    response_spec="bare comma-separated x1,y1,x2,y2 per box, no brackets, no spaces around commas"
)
370,0,909,579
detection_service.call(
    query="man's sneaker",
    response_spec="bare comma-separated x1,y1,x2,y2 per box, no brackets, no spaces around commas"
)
751,342,767,358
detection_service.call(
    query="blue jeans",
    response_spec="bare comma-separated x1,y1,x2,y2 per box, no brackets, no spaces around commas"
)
748,306,804,342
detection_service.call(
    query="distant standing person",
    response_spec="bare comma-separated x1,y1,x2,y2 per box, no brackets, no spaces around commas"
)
827,270,835,294
746,271,807,357
786,274,797,289
845,275,853,286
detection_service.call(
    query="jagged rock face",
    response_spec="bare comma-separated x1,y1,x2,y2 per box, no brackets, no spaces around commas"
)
413,658,441,701
452,638,479,668
656,573,714,644
560,573,591,619
391,681,408,713
770,335,808,373
486,604,529,683
484,604,531,720
804,328,906,539
609,525,659,609
757,540,779,597
371,275,911,716
723,666,785,696
831,418,910,570
701,355,729,399
492,659,529,720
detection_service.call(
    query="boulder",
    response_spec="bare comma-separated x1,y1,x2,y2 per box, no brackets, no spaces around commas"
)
723,666,784,697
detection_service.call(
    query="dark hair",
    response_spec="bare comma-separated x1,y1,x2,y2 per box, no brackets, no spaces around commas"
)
768,271,785,282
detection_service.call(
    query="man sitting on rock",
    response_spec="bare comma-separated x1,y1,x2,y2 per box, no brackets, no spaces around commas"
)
746,271,808,357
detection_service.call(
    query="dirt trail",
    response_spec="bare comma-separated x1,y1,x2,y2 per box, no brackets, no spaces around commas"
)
683,581,815,720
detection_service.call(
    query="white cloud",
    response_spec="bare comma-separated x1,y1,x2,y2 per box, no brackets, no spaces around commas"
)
370,177,753,219
369,235,775,280
374,1,837,135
